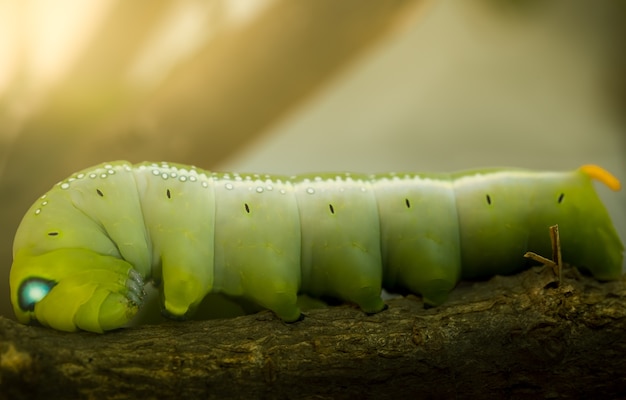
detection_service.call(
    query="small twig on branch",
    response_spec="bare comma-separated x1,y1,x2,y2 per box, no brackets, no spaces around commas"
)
550,224,563,283
524,224,562,286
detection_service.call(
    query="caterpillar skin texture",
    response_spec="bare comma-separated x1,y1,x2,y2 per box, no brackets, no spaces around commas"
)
10,161,624,333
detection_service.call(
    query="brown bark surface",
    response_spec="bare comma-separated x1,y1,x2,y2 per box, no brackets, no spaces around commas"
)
1,266,625,400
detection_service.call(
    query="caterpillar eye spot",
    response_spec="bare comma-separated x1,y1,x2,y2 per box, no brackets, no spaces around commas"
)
96,189,104,197
244,203,250,213
486,194,492,205
47,231,59,236
329,204,335,214
558,193,564,204
405,198,411,208
166,189,171,199
18,277,57,312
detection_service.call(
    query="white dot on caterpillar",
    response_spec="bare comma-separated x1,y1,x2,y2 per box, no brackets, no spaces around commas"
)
107,169,115,175
76,173,85,179
152,169,160,176
280,189,286,195
266,185,273,191
100,173,108,179
60,183,70,189
189,176,197,182
306,187,315,195
161,173,168,180
202,181,209,188
225,183,234,190
256,187,264,193
41,201,48,206
170,172,177,178
35,209,41,215
179,176,187,182
89,173,97,179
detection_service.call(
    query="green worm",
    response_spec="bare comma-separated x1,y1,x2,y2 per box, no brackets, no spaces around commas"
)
9,161,624,332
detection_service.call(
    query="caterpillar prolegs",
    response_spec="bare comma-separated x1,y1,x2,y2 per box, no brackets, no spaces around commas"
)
10,161,624,332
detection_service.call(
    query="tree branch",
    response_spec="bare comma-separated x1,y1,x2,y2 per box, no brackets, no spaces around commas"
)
1,266,625,399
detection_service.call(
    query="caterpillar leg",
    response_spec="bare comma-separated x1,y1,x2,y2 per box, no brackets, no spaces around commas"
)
159,255,212,320
303,247,386,314
246,283,301,322
10,249,145,333
403,268,458,306
382,238,461,307
214,245,301,322
212,238,302,322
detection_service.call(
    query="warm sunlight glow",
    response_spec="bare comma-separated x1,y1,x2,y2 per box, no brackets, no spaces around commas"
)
0,2,20,96
127,0,276,88
0,0,114,98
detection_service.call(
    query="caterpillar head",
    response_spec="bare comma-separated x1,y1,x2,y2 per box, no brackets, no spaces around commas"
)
9,162,150,332
11,249,144,332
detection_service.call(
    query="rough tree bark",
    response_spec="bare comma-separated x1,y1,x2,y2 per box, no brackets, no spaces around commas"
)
1,266,625,400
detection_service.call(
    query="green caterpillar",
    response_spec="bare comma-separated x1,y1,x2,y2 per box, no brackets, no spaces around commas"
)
9,161,624,333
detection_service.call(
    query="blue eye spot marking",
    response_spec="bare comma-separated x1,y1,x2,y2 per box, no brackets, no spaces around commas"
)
18,277,57,312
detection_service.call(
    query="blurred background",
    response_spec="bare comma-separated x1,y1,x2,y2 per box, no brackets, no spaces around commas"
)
1,0,624,319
